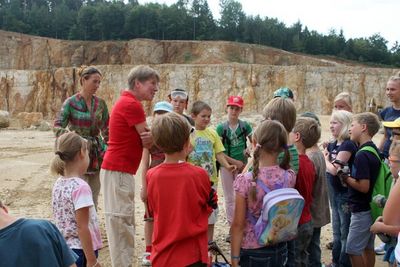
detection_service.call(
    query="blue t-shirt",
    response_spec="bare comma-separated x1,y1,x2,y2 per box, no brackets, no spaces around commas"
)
326,139,358,194
348,141,381,212
0,218,78,267
380,107,400,158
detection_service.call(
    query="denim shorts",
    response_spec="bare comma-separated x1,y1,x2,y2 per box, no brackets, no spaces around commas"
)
240,242,287,267
72,249,98,267
346,210,375,255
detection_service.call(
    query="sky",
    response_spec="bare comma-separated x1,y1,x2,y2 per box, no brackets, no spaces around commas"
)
139,0,399,47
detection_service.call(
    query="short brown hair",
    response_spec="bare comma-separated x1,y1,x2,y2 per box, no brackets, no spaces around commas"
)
127,65,160,89
352,112,381,137
190,100,212,116
292,117,321,149
151,112,191,154
262,97,296,132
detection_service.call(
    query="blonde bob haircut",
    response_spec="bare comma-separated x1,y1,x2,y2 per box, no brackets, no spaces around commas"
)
330,110,353,142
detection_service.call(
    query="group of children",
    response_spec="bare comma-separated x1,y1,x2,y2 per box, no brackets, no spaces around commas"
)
47,78,400,267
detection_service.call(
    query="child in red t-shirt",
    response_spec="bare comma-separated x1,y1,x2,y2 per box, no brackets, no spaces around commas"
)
289,117,320,266
146,112,216,267
139,101,173,266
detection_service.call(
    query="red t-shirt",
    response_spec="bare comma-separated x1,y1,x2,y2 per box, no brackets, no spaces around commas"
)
147,162,212,267
296,154,315,225
101,91,146,174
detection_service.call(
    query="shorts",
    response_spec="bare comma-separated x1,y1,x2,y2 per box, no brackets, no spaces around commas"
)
346,210,375,255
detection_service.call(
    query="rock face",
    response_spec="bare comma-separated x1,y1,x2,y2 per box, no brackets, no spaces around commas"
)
0,30,399,118
16,112,43,128
0,110,10,128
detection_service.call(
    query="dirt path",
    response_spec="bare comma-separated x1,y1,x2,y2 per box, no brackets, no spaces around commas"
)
0,118,387,266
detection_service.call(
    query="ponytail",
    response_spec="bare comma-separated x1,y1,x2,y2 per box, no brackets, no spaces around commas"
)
50,154,65,176
250,145,261,202
279,145,291,170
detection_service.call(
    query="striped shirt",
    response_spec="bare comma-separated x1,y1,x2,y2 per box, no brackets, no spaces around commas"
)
54,93,109,172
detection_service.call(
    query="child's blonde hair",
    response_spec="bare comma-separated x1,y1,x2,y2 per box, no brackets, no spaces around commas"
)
389,140,400,158
331,110,353,142
292,117,321,149
151,112,191,154
51,132,87,176
334,92,352,110
262,97,296,132
250,120,290,201
190,100,212,116
352,112,381,137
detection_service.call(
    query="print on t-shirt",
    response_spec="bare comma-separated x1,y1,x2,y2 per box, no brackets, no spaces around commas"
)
189,137,214,177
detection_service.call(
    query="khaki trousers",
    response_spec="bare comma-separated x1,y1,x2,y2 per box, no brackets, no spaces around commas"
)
100,169,135,267
82,172,101,210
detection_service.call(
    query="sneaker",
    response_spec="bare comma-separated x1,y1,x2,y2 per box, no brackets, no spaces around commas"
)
374,243,385,255
142,252,151,266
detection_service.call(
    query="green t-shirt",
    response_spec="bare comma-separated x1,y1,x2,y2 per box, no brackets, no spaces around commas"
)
216,120,252,163
188,127,225,185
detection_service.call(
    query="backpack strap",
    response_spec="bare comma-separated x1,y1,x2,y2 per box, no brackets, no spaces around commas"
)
359,145,381,161
221,121,231,156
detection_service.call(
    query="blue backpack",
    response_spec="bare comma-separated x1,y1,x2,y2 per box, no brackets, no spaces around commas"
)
247,172,305,246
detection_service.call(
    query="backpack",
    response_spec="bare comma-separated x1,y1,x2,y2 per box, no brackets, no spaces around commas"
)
358,146,393,221
220,120,248,157
216,120,249,172
247,172,305,246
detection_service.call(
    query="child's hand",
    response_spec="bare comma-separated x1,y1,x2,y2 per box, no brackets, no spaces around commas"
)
235,161,244,172
227,164,237,173
207,187,218,209
370,216,384,234
87,260,101,267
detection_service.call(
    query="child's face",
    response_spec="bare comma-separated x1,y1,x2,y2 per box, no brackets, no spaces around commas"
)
386,80,400,103
334,99,351,112
329,118,342,139
170,97,187,114
192,109,211,130
227,105,242,120
391,128,400,141
388,154,400,179
349,120,363,142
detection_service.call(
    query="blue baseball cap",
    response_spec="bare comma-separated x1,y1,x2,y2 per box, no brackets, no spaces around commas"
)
153,101,173,113
273,87,294,99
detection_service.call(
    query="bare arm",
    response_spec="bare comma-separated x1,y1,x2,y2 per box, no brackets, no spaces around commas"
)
139,148,150,202
325,151,352,176
216,152,236,173
344,176,370,193
231,194,246,267
383,180,400,225
135,121,153,149
76,207,101,267
370,217,400,236
378,130,387,151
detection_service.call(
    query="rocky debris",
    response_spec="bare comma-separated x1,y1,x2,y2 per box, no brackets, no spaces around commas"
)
37,121,51,131
16,112,43,128
0,110,10,128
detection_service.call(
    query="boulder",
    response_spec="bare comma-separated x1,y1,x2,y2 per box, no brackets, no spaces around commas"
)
16,112,43,128
0,110,10,128
38,121,51,131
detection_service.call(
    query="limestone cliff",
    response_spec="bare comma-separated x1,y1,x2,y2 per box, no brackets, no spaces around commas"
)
0,30,398,118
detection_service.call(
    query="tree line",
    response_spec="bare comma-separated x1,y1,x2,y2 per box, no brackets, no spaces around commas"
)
1,0,399,67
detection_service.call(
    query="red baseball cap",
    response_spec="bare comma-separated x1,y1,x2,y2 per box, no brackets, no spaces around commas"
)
227,96,244,108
